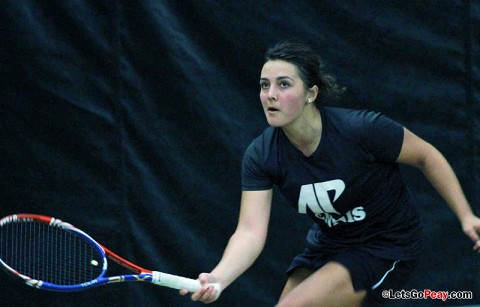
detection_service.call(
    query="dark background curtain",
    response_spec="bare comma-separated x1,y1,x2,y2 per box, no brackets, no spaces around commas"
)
1,1,478,306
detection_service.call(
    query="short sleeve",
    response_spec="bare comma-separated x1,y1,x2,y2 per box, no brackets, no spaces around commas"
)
362,111,404,162
241,141,273,191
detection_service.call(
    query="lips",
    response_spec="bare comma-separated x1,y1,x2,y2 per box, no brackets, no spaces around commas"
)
268,107,279,112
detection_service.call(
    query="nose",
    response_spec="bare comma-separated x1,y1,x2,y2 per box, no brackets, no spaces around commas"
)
267,86,278,101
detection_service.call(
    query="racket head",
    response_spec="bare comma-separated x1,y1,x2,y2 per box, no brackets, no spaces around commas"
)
0,214,108,291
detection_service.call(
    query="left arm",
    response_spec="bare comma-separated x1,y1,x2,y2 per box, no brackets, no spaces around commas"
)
397,127,480,251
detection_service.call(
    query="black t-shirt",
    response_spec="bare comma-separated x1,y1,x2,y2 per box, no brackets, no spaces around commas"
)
242,107,423,260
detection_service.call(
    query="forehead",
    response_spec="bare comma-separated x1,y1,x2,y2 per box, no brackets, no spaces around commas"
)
260,60,300,80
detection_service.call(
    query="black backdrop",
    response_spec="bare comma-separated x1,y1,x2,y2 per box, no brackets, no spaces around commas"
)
1,1,479,306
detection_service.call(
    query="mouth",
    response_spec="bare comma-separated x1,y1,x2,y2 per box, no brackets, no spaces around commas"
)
267,107,279,113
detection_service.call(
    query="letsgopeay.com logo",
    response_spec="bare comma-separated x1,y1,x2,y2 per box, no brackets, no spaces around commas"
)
298,179,366,227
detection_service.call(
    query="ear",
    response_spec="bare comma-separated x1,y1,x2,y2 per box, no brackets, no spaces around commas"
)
308,85,319,102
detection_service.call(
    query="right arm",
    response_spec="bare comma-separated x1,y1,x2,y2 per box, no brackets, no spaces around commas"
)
189,189,273,303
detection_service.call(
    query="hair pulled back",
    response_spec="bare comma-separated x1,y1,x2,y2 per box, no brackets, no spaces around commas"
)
264,40,344,102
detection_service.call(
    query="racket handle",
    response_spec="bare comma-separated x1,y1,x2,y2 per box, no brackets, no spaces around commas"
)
151,271,221,293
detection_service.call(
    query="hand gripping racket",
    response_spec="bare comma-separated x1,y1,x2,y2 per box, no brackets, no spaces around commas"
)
0,214,220,296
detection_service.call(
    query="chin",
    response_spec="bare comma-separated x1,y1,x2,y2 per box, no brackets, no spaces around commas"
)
266,119,284,128
265,114,288,127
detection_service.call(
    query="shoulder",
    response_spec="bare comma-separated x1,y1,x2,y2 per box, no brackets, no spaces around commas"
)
323,107,401,135
323,107,404,160
242,127,280,190
245,126,280,158
323,107,382,124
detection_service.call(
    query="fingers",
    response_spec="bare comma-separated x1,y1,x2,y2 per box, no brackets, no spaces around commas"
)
179,273,221,304
191,284,219,304
461,215,480,253
179,284,219,303
472,232,480,253
473,240,480,253
465,229,480,243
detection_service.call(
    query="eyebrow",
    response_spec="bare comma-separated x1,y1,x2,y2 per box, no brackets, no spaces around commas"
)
259,76,294,82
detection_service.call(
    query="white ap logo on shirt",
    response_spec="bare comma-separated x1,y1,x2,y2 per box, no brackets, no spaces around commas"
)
298,179,366,227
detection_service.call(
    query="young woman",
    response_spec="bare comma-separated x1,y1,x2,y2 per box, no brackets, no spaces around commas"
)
181,41,480,306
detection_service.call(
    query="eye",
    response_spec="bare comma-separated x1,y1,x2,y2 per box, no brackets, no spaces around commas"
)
260,82,270,90
279,81,290,88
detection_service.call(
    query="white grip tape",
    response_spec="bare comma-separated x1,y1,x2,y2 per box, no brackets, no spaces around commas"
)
151,271,221,296
152,271,200,291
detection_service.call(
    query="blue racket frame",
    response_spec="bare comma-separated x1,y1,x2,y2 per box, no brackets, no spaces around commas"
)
0,214,156,291
0,214,219,294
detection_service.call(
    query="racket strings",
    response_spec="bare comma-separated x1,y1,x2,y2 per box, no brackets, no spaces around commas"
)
0,221,104,285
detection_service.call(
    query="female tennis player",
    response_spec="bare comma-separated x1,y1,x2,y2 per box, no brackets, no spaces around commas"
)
181,41,480,306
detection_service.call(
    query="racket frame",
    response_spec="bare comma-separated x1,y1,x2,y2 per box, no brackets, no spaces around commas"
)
0,214,219,294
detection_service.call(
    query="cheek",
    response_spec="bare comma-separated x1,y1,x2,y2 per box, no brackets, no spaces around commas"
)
280,93,304,114
259,92,268,106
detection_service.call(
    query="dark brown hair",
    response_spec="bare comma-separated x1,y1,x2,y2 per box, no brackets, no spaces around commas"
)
264,40,344,102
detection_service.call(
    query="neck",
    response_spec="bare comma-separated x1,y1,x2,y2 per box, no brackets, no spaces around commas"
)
283,107,322,157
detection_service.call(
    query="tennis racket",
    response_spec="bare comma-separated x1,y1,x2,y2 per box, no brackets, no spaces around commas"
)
0,213,220,295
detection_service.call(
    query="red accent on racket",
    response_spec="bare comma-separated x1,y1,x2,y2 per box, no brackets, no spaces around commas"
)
0,213,220,297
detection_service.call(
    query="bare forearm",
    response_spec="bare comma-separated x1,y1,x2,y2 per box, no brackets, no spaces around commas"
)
397,128,480,248
211,228,266,290
420,146,473,222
